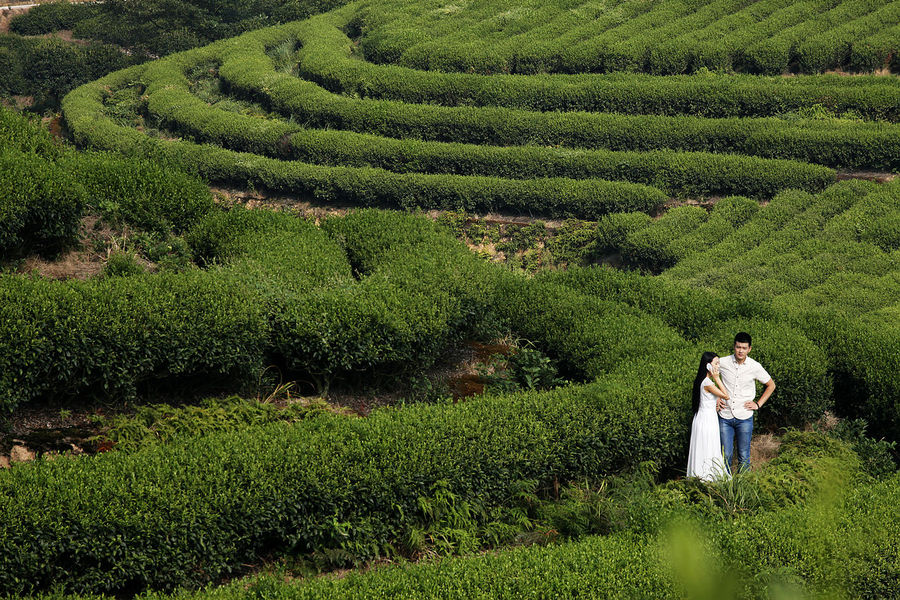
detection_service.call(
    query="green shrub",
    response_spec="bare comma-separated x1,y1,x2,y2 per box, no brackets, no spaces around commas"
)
827,419,898,479
0,104,60,157
301,14,900,120
0,148,84,260
26,452,899,599
479,346,567,394
620,206,709,272
848,24,900,72
8,1,100,35
0,371,689,595
351,0,899,78
0,208,503,412
23,38,131,102
57,151,215,234
494,274,696,382
101,250,144,278
67,80,668,218
95,395,333,452
219,33,900,170
543,266,767,342
0,47,27,96
139,55,835,200
592,212,654,255
0,270,270,412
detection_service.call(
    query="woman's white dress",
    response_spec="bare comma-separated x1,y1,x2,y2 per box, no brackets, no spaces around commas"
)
687,377,726,481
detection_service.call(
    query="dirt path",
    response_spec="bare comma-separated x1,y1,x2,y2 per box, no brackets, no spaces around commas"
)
0,6,26,32
837,171,897,183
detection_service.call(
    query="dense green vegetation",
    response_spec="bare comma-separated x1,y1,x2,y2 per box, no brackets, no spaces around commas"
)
0,106,210,259
5,433,899,598
9,0,350,56
61,2,900,225
2,0,899,597
0,33,136,108
0,204,501,412
300,7,900,119
358,0,900,75
566,179,900,438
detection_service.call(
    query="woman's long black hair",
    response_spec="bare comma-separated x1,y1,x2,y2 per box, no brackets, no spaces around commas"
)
692,352,719,415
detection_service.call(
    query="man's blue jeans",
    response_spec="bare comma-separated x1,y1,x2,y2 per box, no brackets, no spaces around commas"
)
719,415,753,474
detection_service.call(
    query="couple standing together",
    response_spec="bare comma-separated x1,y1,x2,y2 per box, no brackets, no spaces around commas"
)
687,332,776,481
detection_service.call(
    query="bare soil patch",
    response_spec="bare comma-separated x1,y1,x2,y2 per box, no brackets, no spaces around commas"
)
837,171,897,183
749,433,782,468
12,216,145,280
0,7,28,34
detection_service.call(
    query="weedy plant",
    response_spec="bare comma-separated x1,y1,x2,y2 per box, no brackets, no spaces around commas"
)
477,344,567,394
101,249,144,278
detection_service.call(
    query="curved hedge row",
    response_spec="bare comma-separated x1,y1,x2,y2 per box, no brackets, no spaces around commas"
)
0,107,79,258
0,105,213,259
296,9,900,120
211,28,900,171
63,67,664,218
0,147,84,259
61,10,899,222
0,33,135,100
0,209,500,412
355,0,900,76
138,55,834,200
740,0,900,75
616,196,761,272
3,420,893,599
0,369,689,595
119,470,899,600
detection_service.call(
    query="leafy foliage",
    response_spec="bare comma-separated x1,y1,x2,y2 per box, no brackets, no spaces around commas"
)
0,34,136,108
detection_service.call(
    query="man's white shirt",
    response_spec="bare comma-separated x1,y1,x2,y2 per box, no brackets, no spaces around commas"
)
717,354,771,421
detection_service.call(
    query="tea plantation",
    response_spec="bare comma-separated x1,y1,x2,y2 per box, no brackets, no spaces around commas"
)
1,0,899,597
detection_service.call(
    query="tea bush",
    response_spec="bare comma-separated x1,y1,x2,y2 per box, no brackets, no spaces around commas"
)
358,0,900,76
9,434,896,599
139,54,835,201
58,151,215,234
8,1,101,36
0,209,503,411
0,147,83,259
0,373,689,595
65,67,665,219
618,180,900,436
0,34,135,105
218,38,900,170
542,266,768,342
9,0,348,56
296,9,900,120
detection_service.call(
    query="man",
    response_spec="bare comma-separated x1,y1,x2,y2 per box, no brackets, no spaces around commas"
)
716,332,775,474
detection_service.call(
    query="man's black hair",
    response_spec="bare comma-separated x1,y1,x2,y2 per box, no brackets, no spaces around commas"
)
734,331,752,346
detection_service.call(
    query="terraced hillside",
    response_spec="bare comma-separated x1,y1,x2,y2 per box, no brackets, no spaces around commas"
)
552,179,900,437
1,0,896,597
359,0,900,75
64,1,900,222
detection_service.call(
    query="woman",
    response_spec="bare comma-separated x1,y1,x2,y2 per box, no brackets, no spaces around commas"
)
687,352,730,481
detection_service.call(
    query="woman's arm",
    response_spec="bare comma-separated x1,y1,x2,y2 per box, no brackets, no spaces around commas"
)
704,382,730,400
706,371,730,400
